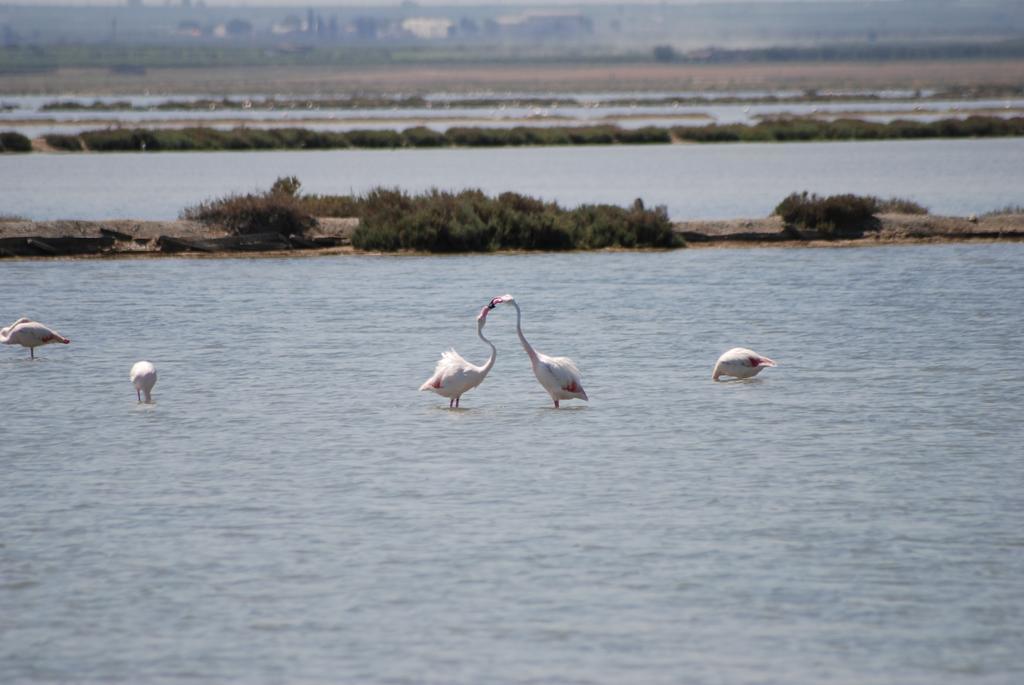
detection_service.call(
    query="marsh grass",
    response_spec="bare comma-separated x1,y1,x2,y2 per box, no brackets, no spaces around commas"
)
981,204,1024,217
774,191,928,236
183,178,680,251
24,116,1024,154
0,131,31,153
180,176,316,236
673,116,1024,143
345,188,681,252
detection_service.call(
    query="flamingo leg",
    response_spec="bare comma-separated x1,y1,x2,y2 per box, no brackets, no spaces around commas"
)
449,398,454,409
455,397,460,408
137,389,141,402
554,399,560,408
30,347,34,359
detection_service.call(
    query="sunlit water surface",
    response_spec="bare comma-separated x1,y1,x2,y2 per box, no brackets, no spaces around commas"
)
2,244,1023,683
2,138,1022,221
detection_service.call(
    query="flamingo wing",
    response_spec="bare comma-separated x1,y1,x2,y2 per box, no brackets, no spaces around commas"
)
420,348,474,391
5,322,50,346
539,354,588,399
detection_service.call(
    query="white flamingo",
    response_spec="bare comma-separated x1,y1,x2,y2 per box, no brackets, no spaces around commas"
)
1,318,70,359
420,306,496,408
713,347,777,381
488,294,588,408
130,361,158,403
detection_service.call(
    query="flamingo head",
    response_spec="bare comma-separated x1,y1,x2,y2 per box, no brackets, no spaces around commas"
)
488,294,514,309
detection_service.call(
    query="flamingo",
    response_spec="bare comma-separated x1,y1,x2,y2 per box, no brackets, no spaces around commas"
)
130,361,158,403
488,294,588,408
1,318,70,359
713,347,777,381
419,306,496,408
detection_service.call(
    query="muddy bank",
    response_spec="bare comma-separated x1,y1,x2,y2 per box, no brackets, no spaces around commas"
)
674,213,1024,245
0,217,357,258
1,214,1021,258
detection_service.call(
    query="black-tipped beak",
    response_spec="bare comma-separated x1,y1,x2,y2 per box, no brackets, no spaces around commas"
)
487,302,496,309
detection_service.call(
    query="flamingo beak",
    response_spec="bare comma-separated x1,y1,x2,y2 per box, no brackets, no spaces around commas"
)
760,357,777,367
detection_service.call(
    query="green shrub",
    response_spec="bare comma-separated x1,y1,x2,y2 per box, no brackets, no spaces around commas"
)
982,204,1024,217
41,134,82,151
616,126,672,144
347,186,681,252
671,124,744,142
875,197,928,214
37,116,1024,154
80,128,156,151
0,131,32,153
181,176,316,236
444,127,513,147
673,116,1024,144
566,126,619,144
490,192,573,250
402,126,446,147
299,194,362,217
271,175,301,197
774,191,881,237
344,129,403,148
183,180,682,252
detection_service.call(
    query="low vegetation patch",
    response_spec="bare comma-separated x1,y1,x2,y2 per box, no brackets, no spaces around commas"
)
24,116,1024,154
180,176,316,236
672,116,1024,143
0,131,31,153
774,191,927,237
982,204,1024,217
874,197,929,214
43,134,84,152
182,177,681,251
342,189,681,252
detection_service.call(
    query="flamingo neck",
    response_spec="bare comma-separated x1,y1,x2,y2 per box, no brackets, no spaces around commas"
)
512,301,538,362
478,323,497,375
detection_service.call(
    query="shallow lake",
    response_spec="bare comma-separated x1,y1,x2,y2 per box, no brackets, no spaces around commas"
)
2,244,1023,683
2,138,1023,222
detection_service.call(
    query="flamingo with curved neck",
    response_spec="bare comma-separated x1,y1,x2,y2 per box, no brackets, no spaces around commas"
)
489,294,588,408
420,306,496,408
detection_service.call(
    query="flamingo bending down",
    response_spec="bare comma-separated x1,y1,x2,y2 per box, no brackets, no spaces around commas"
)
130,361,158,403
420,306,496,408
1,318,70,359
488,294,588,408
713,347,777,381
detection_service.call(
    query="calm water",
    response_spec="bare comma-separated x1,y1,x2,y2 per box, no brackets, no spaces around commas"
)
2,138,1023,221
2,244,1023,683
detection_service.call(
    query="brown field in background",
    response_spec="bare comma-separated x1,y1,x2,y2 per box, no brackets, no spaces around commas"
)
4,59,1024,95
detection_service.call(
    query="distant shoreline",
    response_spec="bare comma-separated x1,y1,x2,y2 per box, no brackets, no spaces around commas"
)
2,214,1022,259
3,60,1024,97
3,115,1022,155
